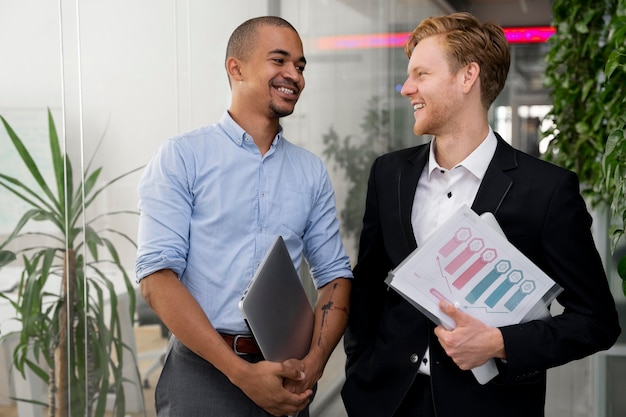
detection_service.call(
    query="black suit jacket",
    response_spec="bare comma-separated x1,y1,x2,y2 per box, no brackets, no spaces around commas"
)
342,135,621,417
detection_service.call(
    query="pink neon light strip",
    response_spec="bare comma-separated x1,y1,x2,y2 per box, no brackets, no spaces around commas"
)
313,27,555,50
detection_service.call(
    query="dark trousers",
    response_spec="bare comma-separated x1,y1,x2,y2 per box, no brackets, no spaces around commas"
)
155,336,310,417
393,374,436,417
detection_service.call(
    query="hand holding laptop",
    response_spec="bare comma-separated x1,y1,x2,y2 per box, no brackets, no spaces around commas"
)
239,236,314,417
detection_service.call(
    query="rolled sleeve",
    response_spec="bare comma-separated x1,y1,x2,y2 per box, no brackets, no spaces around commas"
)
135,139,194,282
304,166,353,288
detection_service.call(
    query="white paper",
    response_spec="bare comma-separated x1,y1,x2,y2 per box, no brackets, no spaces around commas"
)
387,205,562,383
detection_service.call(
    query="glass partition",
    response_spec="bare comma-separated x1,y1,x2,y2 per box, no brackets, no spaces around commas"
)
1,1,68,416
2,1,621,416
0,2,447,415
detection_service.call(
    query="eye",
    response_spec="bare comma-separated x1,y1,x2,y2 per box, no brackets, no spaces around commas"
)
296,65,305,73
272,58,285,64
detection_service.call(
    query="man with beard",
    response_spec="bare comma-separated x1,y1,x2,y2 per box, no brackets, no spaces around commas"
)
136,16,352,417
342,12,620,417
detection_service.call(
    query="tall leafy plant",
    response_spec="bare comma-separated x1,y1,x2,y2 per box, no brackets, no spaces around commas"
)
322,96,427,251
322,96,395,247
544,0,626,296
0,110,143,416
322,96,405,249
601,0,626,295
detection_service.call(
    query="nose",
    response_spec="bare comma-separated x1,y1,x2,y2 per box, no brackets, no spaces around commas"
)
284,63,303,85
400,78,414,97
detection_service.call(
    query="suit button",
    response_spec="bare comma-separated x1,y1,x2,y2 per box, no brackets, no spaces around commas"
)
410,354,419,363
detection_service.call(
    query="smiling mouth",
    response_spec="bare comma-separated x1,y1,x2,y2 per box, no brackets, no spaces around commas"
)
413,103,425,110
277,86,296,95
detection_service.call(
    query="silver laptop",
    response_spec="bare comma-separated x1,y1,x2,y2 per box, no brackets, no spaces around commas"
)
239,236,314,362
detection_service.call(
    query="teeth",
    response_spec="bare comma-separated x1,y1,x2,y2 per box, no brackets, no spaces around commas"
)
278,87,295,94
413,103,425,110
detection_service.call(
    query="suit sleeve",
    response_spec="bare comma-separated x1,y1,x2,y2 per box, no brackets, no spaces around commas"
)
499,170,621,380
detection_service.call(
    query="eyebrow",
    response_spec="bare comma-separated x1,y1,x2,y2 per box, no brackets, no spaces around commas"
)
269,48,307,65
407,64,427,75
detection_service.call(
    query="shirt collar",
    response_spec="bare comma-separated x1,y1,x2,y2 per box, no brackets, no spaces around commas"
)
219,111,284,148
427,127,497,180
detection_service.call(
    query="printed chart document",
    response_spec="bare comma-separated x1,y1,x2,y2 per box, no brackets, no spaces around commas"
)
386,205,563,384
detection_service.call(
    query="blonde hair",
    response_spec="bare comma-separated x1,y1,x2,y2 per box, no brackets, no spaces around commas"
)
404,12,510,110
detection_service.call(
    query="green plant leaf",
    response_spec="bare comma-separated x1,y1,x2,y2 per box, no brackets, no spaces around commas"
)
47,109,65,213
605,51,621,79
0,209,53,251
85,225,103,261
0,115,59,211
83,165,144,210
0,250,17,267
618,255,626,280
24,357,50,383
605,129,624,155
0,173,60,219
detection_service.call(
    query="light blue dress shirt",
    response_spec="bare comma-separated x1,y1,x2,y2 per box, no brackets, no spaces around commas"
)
135,112,353,334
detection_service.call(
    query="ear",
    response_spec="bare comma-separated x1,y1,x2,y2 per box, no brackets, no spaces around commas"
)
226,57,244,82
461,62,480,94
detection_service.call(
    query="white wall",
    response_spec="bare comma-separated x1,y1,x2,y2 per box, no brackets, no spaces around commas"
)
0,0,443,266
0,0,271,268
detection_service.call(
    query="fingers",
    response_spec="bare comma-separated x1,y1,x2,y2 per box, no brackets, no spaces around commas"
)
439,300,473,326
439,300,457,316
281,360,308,396
285,391,313,416
279,360,306,382
242,361,312,416
278,384,313,416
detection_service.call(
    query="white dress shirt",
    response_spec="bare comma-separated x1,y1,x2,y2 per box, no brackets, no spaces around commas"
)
411,129,497,374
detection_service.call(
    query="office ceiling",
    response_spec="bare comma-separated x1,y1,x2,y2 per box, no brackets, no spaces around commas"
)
335,0,554,97
337,0,554,28
446,0,554,96
447,0,554,27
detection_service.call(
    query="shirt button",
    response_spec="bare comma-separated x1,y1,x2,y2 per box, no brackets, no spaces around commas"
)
410,354,419,363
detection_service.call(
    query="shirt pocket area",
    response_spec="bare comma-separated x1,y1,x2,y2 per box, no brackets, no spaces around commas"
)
276,185,314,237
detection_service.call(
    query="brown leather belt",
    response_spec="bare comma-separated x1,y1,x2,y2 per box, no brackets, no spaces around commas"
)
220,333,262,355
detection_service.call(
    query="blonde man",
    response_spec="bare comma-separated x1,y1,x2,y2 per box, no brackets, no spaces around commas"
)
342,12,620,417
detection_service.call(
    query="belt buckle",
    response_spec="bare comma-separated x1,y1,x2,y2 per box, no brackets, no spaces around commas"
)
233,334,247,356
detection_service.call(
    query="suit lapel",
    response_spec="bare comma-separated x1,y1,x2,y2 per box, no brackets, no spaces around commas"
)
471,134,517,215
398,145,429,252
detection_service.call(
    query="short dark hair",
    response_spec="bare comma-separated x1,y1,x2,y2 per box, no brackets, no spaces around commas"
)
226,16,298,63
404,12,510,110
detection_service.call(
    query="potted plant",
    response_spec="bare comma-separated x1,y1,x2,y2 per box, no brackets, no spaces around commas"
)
0,109,143,417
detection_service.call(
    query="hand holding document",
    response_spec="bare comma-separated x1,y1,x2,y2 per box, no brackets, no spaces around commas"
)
386,205,562,384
